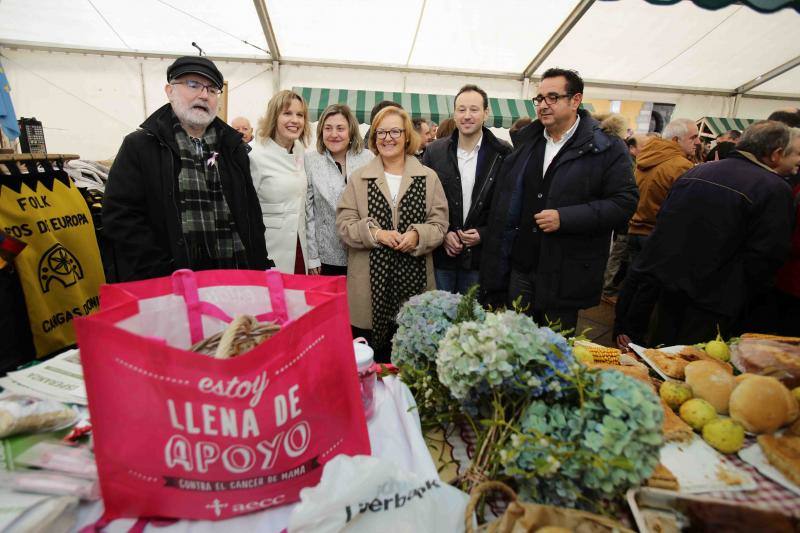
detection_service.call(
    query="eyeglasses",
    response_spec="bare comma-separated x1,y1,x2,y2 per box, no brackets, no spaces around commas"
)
375,128,404,140
532,93,573,106
171,80,223,96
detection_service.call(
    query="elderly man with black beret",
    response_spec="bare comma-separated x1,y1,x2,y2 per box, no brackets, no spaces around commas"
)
103,56,271,281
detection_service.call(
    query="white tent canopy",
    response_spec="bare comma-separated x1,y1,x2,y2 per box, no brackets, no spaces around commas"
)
1,0,798,158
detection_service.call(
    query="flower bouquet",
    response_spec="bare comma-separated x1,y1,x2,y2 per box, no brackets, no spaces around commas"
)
391,289,663,515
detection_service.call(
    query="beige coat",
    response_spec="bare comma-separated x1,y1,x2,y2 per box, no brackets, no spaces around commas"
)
336,155,448,329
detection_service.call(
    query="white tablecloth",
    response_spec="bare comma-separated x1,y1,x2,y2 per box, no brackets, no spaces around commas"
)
76,376,434,532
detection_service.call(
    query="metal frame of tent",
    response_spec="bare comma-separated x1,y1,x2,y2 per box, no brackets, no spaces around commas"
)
1,0,798,104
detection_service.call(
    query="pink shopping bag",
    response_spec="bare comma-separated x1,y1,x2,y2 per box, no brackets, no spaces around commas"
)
74,269,369,522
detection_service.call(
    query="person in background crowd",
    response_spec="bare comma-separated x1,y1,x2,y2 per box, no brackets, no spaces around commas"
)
480,68,638,332
436,117,456,139
430,122,438,139
305,104,373,276
337,106,448,360
230,116,254,144
364,100,402,147
618,121,796,347
103,56,270,281
756,109,800,336
593,113,633,304
625,134,650,161
768,109,800,127
423,84,512,294
412,117,434,158
626,118,699,266
705,129,740,161
712,141,737,160
250,90,319,274
510,116,533,147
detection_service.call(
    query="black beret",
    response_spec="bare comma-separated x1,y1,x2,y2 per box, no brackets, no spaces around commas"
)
167,56,223,89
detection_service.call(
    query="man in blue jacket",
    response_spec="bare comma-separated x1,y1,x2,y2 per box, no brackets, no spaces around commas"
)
480,68,638,331
621,120,796,346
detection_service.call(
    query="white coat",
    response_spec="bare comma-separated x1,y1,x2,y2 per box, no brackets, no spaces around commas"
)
249,137,318,273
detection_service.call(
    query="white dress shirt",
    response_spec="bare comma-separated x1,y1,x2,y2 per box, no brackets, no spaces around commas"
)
456,134,482,223
543,116,580,175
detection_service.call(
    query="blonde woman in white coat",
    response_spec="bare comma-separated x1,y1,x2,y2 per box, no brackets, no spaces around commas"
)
250,90,320,274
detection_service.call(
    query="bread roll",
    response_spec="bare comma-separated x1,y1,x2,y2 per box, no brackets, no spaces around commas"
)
684,360,736,414
729,374,799,433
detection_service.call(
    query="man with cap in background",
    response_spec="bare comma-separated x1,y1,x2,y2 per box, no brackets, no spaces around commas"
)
103,56,271,281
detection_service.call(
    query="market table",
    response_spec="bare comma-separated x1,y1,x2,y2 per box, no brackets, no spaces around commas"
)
76,376,436,532
433,418,800,520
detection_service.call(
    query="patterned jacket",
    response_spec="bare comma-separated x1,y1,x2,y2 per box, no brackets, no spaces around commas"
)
304,148,373,267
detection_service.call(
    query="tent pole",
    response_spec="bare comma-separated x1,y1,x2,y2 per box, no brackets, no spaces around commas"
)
732,94,742,118
253,0,281,61
735,54,800,96
521,0,596,79
139,60,148,121
522,77,530,99
272,60,280,93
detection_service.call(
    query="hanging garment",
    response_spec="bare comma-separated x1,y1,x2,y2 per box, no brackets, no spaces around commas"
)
0,161,105,357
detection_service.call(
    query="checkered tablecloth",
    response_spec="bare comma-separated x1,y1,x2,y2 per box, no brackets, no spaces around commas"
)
434,428,800,519
703,437,800,517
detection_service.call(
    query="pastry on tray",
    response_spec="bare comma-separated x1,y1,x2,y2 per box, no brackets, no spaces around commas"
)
661,400,693,442
647,463,680,491
758,434,800,487
590,361,652,388
643,347,731,379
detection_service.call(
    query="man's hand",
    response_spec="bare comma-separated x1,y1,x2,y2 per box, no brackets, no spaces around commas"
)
376,229,403,248
534,209,560,233
616,334,632,353
457,229,481,248
443,231,464,257
308,267,321,275
396,229,419,253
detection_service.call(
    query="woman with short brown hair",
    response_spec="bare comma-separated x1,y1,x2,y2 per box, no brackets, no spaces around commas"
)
304,104,373,275
336,106,448,360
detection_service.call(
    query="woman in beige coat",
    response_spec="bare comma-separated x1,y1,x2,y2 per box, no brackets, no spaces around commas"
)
336,106,448,361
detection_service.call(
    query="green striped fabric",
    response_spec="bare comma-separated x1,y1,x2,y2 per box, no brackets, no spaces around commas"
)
700,117,757,137
294,86,537,128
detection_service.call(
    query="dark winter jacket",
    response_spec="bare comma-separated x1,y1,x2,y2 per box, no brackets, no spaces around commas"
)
775,182,800,298
103,104,270,282
480,110,638,309
422,127,512,270
633,150,793,318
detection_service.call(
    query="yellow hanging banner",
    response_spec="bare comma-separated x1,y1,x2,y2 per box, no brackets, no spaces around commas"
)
0,167,104,356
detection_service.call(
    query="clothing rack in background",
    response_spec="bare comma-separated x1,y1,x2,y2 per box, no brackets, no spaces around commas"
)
0,152,82,373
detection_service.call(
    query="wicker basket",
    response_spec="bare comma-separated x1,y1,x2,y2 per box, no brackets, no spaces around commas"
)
465,481,633,533
190,315,280,359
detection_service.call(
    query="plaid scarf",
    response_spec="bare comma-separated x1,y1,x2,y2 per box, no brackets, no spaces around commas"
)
173,115,246,269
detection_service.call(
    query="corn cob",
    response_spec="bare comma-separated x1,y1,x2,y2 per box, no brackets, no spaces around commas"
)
741,333,800,345
587,346,621,365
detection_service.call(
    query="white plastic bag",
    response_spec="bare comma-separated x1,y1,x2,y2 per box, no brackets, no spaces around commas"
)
288,455,468,533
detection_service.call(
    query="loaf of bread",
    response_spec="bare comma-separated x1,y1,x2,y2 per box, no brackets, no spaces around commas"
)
684,360,736,414
729,374,799,433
